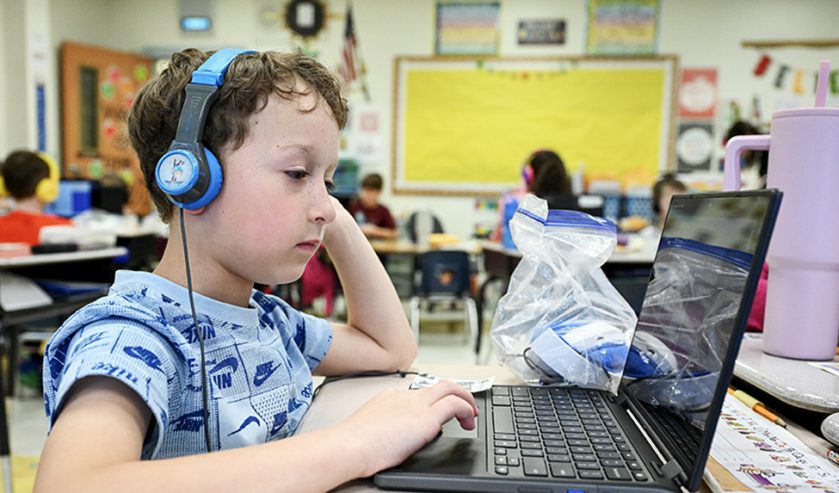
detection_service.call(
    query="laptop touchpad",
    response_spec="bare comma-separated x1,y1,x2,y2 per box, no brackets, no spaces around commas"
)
441,416,478,439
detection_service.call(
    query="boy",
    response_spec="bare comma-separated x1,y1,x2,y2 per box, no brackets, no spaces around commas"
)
35,49,476,492
0,150,71,245
350,172,399,240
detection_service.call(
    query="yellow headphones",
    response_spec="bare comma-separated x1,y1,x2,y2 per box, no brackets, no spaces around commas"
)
35,152,61,204
0,152,61,203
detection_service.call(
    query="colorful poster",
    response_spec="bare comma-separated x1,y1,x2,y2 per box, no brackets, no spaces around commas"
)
435,1,501,56
676,122,713,173
586,0,660,55
679,68,718,119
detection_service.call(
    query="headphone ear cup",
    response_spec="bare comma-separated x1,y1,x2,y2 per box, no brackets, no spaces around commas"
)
199,147,224,207
35,152,61,203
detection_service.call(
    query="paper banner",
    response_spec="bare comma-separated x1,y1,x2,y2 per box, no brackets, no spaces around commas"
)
679,68,717,119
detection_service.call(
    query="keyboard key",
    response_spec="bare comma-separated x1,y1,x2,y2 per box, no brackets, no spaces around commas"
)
622,452,636,460
549,463,575,478
627,461,642,470
596,451,621,460
519,429,539,436
570,446,592,454
542,434,563,441
494,448,506,456
493,408,515,434
594,444,616,452
511,387,529,397
521,442,542,450
495,466,509,475
617,443,631,452
579,469,604,480
494,434,516,441
568,439,589,447
522,458,548,476
633,471,648,481
495,456,507,465
590,437,612,444
604,467,632,481
545,447,568,455
600,459,623,467
492,387,510,396
522,449,544,457
494,440,517,449
518,423,538,430
543,440,565,448
519,435,540,443
492,396,512,407
547,454,571,463
507,457,520,467
576,461,600,470
572,454,596,462
564,432,586,440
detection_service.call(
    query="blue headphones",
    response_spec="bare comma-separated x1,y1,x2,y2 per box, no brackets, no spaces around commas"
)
155,48,256,210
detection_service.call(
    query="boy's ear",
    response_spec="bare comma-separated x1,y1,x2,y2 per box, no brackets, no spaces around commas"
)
184,207,206,215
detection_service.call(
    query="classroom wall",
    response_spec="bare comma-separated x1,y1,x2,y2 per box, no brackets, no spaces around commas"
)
5,0,839,239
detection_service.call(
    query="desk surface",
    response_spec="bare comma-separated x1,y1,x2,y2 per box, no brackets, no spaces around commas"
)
0,247,128,268
734,334,839,413
370,240,482,255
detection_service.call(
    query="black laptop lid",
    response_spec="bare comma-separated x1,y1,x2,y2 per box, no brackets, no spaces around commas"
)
617,190,781,491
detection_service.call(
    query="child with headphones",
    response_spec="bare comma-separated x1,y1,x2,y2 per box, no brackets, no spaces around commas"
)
35,49,476,492
0,150,71,246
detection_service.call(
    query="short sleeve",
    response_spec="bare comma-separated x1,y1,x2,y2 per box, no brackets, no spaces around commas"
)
274,299,333,371
47,319,181,458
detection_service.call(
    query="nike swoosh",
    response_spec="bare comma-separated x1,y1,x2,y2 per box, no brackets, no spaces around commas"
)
227,415,260,436
253,363,280,387
208,357,239,374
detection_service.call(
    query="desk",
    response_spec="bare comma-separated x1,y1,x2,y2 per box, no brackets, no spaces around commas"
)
734,334,839,414
0,247,126,493
369,240,482,256
297,364,826,493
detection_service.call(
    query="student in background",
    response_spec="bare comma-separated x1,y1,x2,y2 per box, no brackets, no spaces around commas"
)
724,120,769,189
523,149,572,198
350,172,398,240
0,150,72,245
651,173,688,231
493,149,571,246
34,48,476,493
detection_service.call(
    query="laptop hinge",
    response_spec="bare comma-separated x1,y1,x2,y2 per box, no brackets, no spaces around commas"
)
658,459,683,482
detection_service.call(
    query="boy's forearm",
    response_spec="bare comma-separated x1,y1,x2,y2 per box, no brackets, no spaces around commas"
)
323,212,415,365
38,426,367,493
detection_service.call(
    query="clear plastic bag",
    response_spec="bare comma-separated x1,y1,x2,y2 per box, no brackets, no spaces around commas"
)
491,194,638,393
622,237,751,414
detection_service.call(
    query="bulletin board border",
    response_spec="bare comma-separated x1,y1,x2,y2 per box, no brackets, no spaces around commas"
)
390,55,679,196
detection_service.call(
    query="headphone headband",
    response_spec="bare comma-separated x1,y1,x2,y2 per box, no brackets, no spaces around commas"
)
156,48,256,210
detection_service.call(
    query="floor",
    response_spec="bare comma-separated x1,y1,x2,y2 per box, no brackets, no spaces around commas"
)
2,323,499,492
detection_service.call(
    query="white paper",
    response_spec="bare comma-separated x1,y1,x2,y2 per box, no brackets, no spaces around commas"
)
409,372,495,393
0,271,53,311
709,394,839,493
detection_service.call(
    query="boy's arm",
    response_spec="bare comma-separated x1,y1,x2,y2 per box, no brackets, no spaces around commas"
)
317,198,416,375
36,376,477,493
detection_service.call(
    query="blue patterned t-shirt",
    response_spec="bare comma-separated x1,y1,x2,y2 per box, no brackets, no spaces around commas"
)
42,270,333,459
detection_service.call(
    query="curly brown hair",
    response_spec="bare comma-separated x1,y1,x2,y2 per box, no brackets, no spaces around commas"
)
128,48,348,221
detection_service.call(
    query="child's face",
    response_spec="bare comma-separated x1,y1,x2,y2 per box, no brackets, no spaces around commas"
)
198,90,340,285
359,187,381,208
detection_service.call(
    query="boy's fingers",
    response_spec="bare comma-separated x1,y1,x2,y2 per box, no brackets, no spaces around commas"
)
420,380,478,415
430,395,477,430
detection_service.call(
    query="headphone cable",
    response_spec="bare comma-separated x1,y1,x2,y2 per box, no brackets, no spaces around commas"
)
179,207,213,453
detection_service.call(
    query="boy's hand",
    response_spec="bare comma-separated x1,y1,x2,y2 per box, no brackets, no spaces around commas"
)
335,380,479,477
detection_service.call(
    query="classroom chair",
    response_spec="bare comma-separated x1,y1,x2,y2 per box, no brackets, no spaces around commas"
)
409,250,478,350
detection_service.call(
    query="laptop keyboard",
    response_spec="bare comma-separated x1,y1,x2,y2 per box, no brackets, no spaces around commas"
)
490,386,648,482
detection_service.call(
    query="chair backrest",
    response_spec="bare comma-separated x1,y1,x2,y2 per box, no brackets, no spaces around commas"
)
417,250,471,297
406,211,444,244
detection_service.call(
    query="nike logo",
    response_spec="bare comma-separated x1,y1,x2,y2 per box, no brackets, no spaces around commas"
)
252,361,280,387
208,357,239,374
227,415,260,436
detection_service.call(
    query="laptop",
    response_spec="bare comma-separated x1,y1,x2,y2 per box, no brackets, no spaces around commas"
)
375,190,782,493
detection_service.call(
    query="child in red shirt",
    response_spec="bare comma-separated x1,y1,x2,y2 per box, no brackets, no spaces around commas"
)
0,150,72,245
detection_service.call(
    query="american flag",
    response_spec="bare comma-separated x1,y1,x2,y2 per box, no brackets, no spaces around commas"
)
337,4,370,100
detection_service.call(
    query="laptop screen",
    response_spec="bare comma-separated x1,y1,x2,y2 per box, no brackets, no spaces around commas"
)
618,191,779,489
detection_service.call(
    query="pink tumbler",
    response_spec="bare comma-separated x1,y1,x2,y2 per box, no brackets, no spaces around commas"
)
724,60,839,361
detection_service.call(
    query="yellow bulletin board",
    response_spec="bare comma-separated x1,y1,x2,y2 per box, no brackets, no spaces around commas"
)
392,56,678,195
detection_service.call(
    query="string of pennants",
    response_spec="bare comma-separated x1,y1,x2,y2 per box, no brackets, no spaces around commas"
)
474,59,579,79
753,53,839,94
